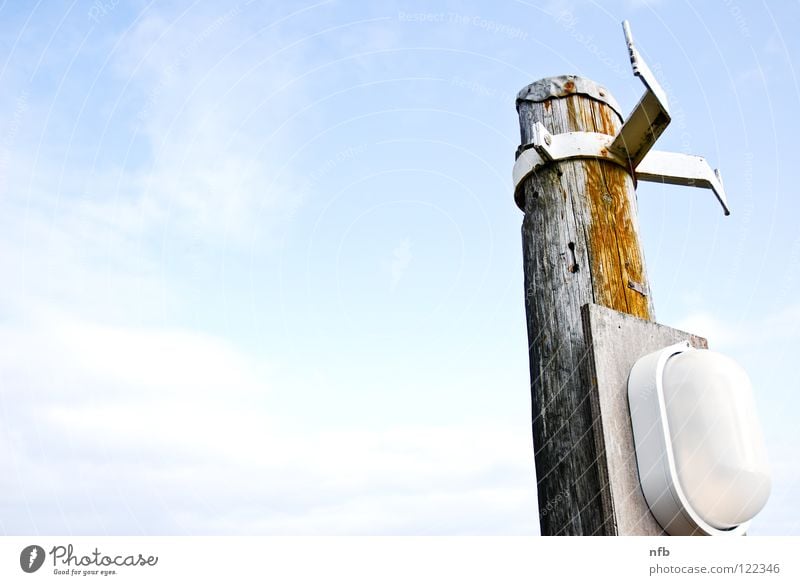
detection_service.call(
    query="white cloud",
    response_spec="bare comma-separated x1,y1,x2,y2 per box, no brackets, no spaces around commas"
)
0,6,316,331
0,4,333,534
676,303,800,350
113,5,311,248
675,311,744,348
0,300,538,534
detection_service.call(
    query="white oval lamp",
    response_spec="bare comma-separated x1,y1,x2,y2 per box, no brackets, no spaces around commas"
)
627,341,771,535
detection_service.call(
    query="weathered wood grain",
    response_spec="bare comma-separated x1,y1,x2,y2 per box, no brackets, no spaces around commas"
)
516,75,654,535
581,303,708,535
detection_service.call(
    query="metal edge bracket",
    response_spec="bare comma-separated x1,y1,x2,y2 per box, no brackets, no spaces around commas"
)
636,151,730,216
609,21,671,170
512,21,731,216
512,123,628,208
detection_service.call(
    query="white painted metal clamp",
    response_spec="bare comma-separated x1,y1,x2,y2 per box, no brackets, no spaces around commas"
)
513,21,730,216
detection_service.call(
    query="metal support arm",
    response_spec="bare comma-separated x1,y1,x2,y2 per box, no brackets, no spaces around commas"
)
512,21,730,216
636,151,729,215
609,21,671,169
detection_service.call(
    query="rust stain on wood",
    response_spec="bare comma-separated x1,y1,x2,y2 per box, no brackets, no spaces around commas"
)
561,94,653,321
518,93,653,321
584,161,652,321
565,97,578,131
593,99,619,136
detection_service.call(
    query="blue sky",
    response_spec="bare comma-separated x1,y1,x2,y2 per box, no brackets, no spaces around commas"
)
0,0,797,535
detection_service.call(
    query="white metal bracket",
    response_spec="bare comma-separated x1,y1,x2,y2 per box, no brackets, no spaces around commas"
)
512,124,625,192
513,21,730,216
636,151,729,215
609,21,671,169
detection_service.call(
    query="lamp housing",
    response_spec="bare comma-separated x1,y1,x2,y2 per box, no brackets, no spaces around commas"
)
627,341,771,535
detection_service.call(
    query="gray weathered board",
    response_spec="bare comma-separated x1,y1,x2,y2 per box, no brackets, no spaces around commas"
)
580,302,708,536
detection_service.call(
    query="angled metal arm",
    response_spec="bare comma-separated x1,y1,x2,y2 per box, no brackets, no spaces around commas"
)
512,21,731,216
635,151,730,215
610,21,671,169
615,20,730,216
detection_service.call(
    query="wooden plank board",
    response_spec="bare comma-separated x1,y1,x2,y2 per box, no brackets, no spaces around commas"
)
581,302,708,535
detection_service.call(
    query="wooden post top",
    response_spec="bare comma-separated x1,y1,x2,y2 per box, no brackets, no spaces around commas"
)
516,75,624,123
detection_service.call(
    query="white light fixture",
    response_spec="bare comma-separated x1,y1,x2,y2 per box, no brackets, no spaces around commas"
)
627,341,771,535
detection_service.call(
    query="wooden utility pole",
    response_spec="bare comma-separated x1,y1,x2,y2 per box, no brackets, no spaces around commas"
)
513,23,731,536
516,75,652,535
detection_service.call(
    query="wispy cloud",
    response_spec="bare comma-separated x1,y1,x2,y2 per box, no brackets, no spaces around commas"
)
0,3,540,535
676,303,800,350
0,309,535,533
